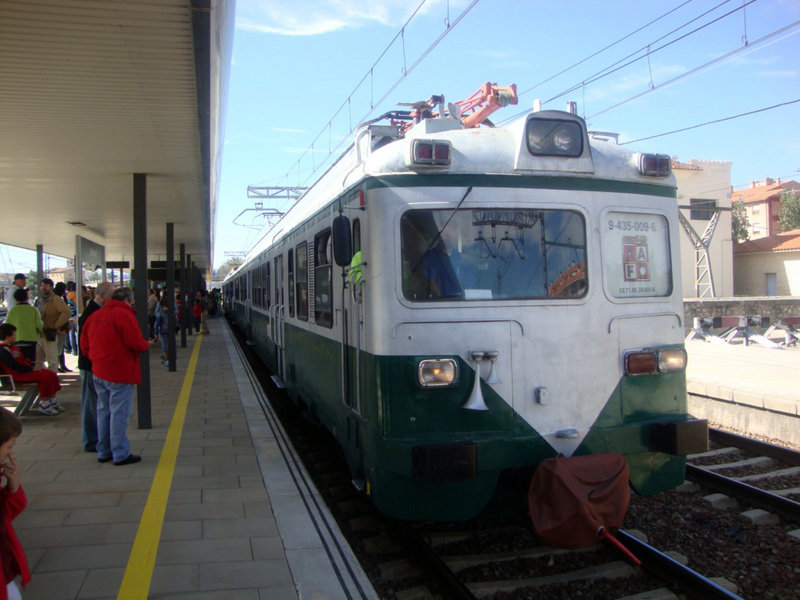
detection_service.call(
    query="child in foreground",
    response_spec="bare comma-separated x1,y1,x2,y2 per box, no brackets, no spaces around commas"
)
0,408,30,599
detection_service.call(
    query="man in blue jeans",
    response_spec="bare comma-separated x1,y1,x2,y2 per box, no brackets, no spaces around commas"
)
77,281,115,453
80,287,152,466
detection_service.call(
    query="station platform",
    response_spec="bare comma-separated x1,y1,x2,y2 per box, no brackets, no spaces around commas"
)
11,320,377,600
686,339,800,447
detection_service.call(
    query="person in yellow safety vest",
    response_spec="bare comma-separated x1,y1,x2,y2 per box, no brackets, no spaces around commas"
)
349,251,363,301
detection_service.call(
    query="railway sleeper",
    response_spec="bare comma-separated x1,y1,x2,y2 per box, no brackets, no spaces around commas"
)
466,560,635,597
700,455,774,472
615,588,679,600
734,465,800,483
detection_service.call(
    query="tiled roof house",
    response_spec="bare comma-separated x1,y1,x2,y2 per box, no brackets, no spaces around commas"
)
733,228,800,296
730,178,800,241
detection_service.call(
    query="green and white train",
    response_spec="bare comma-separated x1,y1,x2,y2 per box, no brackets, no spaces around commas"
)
224,99,707,521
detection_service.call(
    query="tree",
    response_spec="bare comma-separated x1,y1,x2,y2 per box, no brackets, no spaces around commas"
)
731,200,750,244
215,257,243,279
25,270,40,291
779,190,800,232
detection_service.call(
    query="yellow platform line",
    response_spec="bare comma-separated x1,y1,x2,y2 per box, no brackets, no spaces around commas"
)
117,334,204,600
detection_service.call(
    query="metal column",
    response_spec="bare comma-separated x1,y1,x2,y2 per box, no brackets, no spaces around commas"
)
166,223,177,371
179,243,187,348
133,173,152,429
36,244,43,284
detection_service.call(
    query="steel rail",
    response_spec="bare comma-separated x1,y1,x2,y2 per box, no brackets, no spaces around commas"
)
685,464,800,522
709,428,800,466
613,529,744,600
389,522,478,600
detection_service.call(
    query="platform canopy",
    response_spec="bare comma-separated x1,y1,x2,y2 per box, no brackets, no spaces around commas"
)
0,0,235,274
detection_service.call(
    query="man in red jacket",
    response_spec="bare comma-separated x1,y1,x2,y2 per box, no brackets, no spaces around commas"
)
80,287,151,466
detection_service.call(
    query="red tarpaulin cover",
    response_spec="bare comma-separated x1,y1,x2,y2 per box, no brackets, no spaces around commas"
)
528,453,630,548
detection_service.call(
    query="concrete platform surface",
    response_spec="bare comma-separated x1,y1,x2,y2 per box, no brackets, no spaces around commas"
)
686,340,799,410
9,320,376,600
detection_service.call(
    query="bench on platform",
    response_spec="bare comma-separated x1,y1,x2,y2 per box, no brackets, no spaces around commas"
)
0,375,40,416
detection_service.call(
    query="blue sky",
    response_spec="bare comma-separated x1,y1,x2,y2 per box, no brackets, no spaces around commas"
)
213,0,800,269
2,0,797,276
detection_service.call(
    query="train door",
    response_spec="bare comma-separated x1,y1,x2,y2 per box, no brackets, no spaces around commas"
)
272,254,286,386
343,217,363,415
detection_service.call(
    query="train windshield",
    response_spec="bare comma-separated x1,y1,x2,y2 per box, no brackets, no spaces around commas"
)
401,208,587,301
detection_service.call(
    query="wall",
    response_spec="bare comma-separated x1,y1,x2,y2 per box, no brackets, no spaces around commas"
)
734,251,800,296
674,161,733,298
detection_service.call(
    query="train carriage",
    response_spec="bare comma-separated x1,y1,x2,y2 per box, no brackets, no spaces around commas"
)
224,92,707,521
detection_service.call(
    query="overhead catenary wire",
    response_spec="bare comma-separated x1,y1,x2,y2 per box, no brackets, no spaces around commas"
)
620,98,800,145
587,20,800,120
516,0,698,98
277,0,480,190
545,0,754,107
502,0,756,124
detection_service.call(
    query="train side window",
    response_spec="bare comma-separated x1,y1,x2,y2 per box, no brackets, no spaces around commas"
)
266,262,271,310
314,229,333,328
296,242,308,321
287,249,295,318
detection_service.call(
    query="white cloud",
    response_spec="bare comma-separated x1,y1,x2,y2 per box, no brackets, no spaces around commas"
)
756,69,798,79
235,0,442,36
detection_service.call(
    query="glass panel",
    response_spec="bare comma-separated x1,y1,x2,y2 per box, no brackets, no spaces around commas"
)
287,249,295,318
265,263,271,309
401,208,587,301
603,211,672,297
690,198,715,221
315,230,332,327
296,243,308,321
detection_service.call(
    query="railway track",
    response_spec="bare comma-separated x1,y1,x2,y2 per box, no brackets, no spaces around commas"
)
396,518,744,599
233,327,799,598
686,428,800,523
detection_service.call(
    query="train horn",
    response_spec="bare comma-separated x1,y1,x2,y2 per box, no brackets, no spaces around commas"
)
484,351,500,384
463,351,489,411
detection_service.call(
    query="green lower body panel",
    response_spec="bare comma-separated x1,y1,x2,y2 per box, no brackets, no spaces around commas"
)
370,467,500,522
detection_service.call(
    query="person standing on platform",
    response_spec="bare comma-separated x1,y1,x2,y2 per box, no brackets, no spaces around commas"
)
65,281,79,356
35,279,70,373
3,288,42,365
5,274,27,312
77,281,114,453
146,288,158,340
80,287,150,466
0,407,32,599
52,282,74,372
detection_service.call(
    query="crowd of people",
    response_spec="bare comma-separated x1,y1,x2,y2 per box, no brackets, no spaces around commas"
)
1,277,221,449
0,274,221,596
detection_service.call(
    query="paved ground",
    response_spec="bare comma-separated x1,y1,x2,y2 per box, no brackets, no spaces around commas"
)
9,321,375,600
686,338,800,411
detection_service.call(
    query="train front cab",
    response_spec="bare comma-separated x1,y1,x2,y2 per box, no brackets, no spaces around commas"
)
337,182,707,522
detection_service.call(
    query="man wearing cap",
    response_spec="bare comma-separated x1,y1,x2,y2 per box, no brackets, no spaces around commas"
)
6,274,27,311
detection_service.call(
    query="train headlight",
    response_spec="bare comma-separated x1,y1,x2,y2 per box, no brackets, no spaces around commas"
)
657,348,687,373
417,359,458,387
636,153,671,177
526,118,583,157
624,348,686,376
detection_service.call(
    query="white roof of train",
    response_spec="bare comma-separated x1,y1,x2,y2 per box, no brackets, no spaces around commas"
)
241,111,674,265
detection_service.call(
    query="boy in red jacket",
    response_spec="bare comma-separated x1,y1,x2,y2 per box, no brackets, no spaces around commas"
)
0,324,63,416
0,408,31,600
